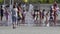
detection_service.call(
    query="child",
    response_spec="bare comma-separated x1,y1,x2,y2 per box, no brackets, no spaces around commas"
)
45,11,50,27
41,9,46,26
5,7,9,22
12,5,18,29
0,6,4,21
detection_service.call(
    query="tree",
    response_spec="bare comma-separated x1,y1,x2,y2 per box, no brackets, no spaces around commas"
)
0,0,3,3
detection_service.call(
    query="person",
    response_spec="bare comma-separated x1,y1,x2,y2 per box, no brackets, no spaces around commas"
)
45,11,50,27
34,5,38,22
22,9,26,24
21,3,27,24
12,5,18,29
0,6,4,21
34,5,39,22
17,5,23,25
49,6,53,21
41,9,45,20
34,10,38,22
39,9,42,25
5,7,9,22
41,9,46,26
51,1,59,26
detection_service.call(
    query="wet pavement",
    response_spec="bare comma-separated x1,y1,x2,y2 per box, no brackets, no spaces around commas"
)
0,26,60,34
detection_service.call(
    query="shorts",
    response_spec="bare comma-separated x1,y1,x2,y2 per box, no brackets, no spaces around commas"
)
50,16,53,20
12,16,16,22
17,16,21,21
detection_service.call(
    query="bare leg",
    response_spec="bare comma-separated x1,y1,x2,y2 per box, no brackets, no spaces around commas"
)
13,22,16,29
54,16,56,26
1,16,3,21
46,17,49,27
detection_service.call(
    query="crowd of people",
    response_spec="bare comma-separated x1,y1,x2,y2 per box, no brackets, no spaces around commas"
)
0,1,60,29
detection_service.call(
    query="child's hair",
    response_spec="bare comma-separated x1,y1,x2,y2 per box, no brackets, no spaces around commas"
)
46,11,49,15
1,5,2,8
43,9,45,11
43,9,45,12
53,1,57,7
13,5,16,8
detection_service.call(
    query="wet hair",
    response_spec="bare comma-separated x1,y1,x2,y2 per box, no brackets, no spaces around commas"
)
54,3,57,7
5,5,9,8
13,5,16,8
18,3,21,6
53,1,57,7
1,5,2,8
46,11,49,15
43,9,45,12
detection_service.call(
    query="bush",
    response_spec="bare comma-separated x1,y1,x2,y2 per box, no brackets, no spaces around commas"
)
57,0,60,3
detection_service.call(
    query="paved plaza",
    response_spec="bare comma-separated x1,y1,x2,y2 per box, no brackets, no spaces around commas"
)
0,26,60,34
0,4,60,34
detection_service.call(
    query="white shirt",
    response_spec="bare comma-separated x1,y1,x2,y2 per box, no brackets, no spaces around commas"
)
14,8,18,17
52,6,59,11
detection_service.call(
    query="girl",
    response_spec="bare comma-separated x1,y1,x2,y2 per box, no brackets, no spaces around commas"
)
45,11,50,27
12,5,18,29
0,6,4,21
41,9,46,26
17,6,22,24
5,7,9,22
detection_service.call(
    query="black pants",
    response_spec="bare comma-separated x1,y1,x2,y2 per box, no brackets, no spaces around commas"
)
1,15,3,21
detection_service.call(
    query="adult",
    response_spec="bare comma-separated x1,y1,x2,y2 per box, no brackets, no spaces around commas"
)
51,1,59,26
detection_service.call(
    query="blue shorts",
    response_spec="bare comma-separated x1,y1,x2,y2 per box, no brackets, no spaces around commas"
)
12,16,16,22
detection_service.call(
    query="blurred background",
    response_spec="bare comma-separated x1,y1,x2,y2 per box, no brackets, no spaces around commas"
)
0,0,60,5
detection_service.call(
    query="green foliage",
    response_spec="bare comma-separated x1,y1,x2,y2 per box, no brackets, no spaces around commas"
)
0,0,3,3
49,0,54,3
0,0,60,4
57,0,60,3
31,0,60,4
22,0,55,4
0,0,3,4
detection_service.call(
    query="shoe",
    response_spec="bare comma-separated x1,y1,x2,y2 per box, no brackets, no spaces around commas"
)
47,23,49,27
